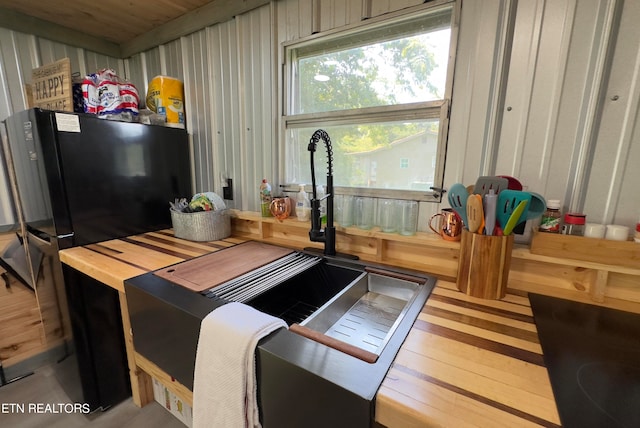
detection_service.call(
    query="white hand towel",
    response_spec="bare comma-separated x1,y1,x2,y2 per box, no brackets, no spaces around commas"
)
192,302,287,428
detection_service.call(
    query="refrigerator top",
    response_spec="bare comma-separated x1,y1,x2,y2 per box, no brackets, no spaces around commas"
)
3,108,192,248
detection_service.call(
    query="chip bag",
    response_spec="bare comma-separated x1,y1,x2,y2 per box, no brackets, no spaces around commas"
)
82,69,139,119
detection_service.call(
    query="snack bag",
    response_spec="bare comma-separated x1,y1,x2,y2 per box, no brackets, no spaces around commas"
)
82,74,100,114
82,69,140,119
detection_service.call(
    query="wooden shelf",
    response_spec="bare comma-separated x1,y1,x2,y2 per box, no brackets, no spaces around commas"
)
231,209,458,247
230,210,640,312
530,230,640,269
230,210,460,279
513,246,640,276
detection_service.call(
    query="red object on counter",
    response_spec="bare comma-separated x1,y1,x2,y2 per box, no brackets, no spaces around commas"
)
497,175,523,191
563,213,586,236
564,213,586,225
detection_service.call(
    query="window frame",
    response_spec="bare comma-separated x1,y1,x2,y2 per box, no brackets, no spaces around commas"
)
280,1,459,202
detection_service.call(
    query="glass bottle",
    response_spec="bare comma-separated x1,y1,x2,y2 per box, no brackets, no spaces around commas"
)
539,199,561,233
259,179,272,217
562,213,586,236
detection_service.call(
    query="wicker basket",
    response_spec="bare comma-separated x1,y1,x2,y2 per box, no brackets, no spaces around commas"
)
170,209,231,242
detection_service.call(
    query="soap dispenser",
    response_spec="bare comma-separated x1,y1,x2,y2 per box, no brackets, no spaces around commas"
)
296,184,310,221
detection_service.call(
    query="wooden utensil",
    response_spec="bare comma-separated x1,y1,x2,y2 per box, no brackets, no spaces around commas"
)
466,194,484,233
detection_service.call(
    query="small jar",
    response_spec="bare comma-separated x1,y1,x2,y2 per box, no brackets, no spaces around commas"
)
539,199,562,233
635,217,640,243
562,213,586,236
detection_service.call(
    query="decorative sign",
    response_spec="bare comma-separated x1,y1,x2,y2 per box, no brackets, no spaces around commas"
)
31,58,72,112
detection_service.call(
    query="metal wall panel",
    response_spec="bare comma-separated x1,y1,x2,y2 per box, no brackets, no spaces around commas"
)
496,0,615,209
125,6,277,211
277,0,315,42
38,39,125,77
128,42,186,105
446,1,514,191
493,0,631,224
123,54,146,99
583,0,640,226
162,39,186,80
209,19,243,208
370,0,425,18
318,0,365,31
237,7,277,212
0,29,30,116
448,0,638,228
182,28,218,199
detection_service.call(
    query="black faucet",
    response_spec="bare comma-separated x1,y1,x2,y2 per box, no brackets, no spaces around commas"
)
307,129,336,256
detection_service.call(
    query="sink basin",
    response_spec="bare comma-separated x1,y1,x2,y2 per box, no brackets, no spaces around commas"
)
253,255,435,427
243,260,363,325
233,255,428,363
297,269,423,360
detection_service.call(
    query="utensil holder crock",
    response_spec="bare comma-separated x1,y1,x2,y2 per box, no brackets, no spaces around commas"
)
456,229,514,299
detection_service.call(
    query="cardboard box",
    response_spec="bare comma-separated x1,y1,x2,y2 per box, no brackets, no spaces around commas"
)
152,378,193,427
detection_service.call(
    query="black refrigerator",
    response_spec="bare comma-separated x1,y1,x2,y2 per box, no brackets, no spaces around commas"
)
0,108,192,410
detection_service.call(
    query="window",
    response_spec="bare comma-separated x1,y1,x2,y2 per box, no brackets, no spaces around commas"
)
283,3,456,201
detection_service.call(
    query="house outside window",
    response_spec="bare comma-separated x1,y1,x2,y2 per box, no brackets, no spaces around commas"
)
282,2,457,201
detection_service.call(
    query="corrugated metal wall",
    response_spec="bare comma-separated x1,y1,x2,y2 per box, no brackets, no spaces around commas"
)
123,5,277,211
448,0,639,227
0,29,124,120
1,0,639,230
582,0,640,226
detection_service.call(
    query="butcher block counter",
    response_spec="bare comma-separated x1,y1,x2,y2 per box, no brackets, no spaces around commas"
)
58,229,561,427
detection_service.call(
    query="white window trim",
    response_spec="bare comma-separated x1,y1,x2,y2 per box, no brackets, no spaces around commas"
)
278,0,459,202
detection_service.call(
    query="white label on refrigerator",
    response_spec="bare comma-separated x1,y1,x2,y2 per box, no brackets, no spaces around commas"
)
55,113,81,133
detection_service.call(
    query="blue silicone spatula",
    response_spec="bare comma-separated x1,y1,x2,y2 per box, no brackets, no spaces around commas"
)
503,200,529,235
447,183,469,229
497,190,531,232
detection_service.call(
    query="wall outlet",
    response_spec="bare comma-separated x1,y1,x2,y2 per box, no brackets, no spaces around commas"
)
223,178,233,200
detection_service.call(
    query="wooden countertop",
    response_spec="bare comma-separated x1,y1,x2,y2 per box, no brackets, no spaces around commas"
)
59,229,560,427
376,281,560,428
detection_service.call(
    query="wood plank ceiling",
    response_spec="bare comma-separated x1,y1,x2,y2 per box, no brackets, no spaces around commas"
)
0,0,271,57
0,0,212,44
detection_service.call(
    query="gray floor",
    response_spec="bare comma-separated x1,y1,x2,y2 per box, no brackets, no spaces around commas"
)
0,364,186,428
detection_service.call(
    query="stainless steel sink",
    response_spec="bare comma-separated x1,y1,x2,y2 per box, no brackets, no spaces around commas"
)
253,254,435,427
203,252,431,362
298,270,423,358
126,245,436,428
